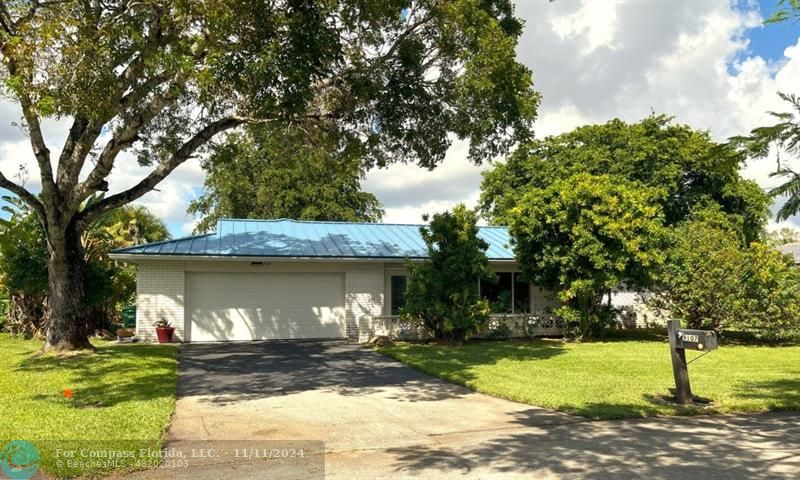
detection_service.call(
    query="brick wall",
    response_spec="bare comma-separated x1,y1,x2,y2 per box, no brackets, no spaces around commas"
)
345,263,385,341
136,260,185,342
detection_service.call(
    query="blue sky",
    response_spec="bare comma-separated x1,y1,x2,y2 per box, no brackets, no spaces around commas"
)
749,0,798,62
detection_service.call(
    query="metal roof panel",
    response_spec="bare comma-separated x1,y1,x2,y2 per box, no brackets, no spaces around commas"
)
111,219,517,260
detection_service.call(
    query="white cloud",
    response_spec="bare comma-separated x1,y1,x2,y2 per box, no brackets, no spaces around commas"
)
369,0,800,227
549,0,620,55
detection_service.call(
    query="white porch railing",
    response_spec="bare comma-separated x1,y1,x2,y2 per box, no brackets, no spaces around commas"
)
359,312,565,343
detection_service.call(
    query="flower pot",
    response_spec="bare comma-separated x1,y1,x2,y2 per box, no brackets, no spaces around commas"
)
155,327,175,344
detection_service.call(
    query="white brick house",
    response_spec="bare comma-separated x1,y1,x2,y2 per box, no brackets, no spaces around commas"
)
110,219,558,343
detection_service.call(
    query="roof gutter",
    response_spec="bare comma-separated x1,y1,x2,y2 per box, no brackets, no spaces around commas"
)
108,253,518,264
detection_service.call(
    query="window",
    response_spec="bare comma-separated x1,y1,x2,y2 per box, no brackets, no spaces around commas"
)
482,272,513,313
480,272,530,313
390,275,408,315
514,274,531,313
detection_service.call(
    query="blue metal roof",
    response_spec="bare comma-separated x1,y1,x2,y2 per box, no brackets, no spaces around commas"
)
110,219,515,260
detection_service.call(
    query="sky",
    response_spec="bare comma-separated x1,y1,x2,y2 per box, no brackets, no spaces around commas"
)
1,0,799,237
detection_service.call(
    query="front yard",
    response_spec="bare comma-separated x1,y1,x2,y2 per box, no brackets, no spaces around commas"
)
0,334,178,478
379,336,800,420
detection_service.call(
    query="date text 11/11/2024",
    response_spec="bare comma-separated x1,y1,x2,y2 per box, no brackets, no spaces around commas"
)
199,448,308,459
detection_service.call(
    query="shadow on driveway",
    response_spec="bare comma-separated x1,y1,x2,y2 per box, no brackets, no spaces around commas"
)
178,340,479,404
386,411,800,479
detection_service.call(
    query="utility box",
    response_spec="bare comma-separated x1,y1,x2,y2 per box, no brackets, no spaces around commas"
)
121,306,136,328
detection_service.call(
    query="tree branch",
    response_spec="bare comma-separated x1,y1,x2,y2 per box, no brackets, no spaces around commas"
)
55,6,169,194
77,116,243,227
70,72,187,207
0,169,45,220
16,79,57,202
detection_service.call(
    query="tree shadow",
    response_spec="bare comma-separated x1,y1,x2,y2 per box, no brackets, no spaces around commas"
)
379,338,567,386
176,340,565,405
386,411,800,478
563,395,719,420
735,376,800,410
17,343,177,408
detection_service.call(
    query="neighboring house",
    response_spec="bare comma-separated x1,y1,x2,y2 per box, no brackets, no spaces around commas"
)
109,219,559,343
777,242,800,265
611,290,667,328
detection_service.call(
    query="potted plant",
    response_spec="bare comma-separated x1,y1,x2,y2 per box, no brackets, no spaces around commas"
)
154,318,175,344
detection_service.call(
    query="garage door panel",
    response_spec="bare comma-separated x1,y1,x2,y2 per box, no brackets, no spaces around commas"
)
188,272,346,341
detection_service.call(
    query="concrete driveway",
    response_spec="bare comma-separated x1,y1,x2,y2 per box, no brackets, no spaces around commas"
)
125,340,800,480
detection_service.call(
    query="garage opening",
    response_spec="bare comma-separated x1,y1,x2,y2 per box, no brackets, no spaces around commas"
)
186,272,346,342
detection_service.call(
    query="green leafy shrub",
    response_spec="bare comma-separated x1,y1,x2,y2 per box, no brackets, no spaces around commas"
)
403,205,495,343
486,316,513,340
654,208,800,340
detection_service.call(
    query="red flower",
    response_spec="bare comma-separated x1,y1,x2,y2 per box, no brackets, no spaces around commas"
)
63,388,73,399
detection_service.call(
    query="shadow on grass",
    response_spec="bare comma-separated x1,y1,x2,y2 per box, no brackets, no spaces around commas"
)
735,375,800,410
380,338,566,389
562,395,720,420
16,343,177,408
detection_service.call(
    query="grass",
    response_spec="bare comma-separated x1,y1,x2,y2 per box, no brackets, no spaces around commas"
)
0,333,178,478
379,336,800,420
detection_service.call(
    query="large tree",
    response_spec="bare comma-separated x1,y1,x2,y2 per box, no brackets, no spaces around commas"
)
481,116,769,244
188,125,383,233
655,206,800,340
0,0,539,350
0,201,169,337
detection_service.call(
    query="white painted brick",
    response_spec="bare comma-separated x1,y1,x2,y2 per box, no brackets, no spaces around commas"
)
345,263,385,340
136,260,185,342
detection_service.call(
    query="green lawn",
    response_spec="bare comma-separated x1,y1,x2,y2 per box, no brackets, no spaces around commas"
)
0,334,178,478
379,337,800,419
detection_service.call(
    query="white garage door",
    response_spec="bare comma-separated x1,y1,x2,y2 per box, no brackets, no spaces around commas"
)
187,272,346,342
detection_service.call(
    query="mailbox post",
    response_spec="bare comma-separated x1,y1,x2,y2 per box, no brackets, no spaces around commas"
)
667,319,692,404
666,319,718,404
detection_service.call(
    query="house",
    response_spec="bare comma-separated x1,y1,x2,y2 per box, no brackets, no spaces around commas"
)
777,242,800,265
109,219,560,343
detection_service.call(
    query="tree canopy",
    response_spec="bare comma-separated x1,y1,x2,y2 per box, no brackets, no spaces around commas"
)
654,207,800,340
508,173,666,338
188,125,383,233
0,0,539,350
481,116,769,244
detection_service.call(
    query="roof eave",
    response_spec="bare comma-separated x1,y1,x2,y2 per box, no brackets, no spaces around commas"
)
108,253,517,263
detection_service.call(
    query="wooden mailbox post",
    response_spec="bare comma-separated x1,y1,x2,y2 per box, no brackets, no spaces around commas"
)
666,319,718,404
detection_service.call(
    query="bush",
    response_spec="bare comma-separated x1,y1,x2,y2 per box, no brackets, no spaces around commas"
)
654,209,800,340
486,316,513,340
402,204,495,342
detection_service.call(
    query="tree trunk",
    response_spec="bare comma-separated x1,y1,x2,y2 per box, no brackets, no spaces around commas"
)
43,222,93,351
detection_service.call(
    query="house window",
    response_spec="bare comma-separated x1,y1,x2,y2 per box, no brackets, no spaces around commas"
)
480,272,530,313
390,275,408,315
482,272,513,313
514,274,531,313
